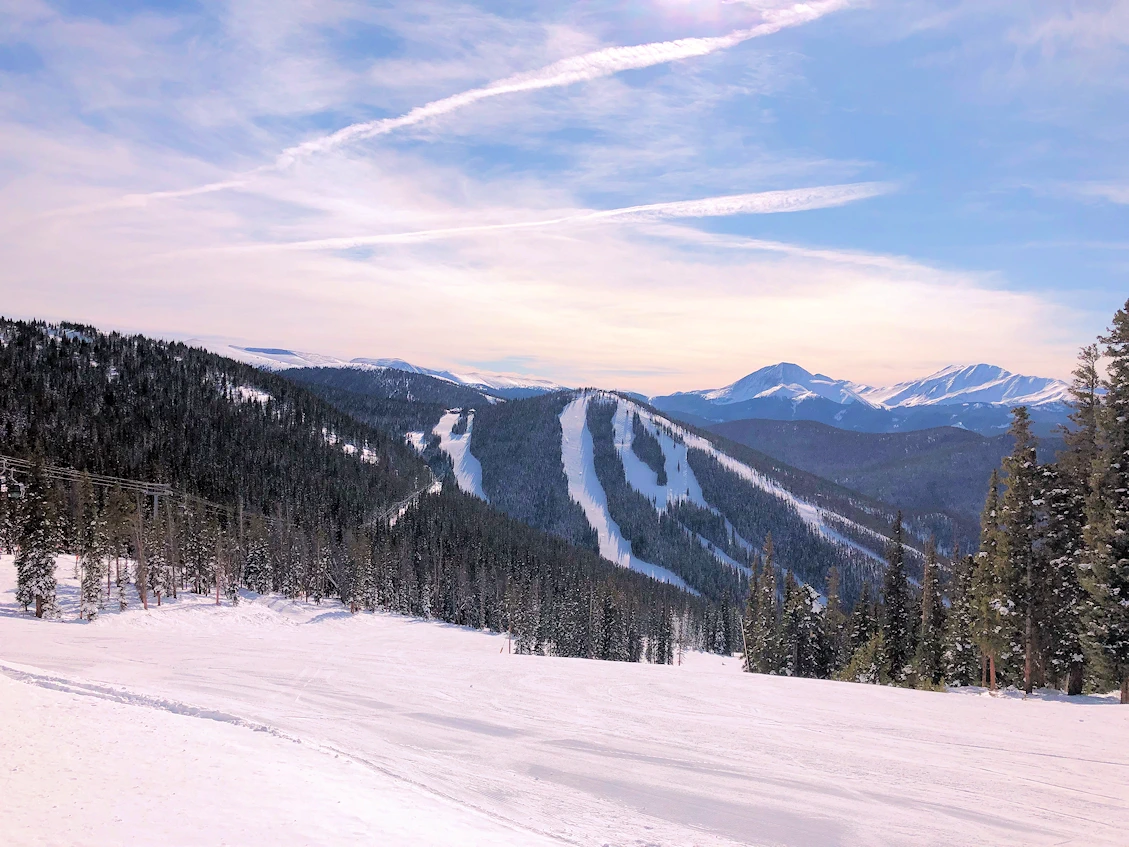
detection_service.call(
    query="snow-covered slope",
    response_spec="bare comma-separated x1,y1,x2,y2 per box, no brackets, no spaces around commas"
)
432,410,488,501
697,363,874,406
3,563,1126,847
186,338,566,399
560,396,692,591
651,362,1071,434
858,363,1069,408
667,362,1066,411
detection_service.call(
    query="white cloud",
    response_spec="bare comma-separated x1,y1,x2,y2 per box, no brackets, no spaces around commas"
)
258,182,892,250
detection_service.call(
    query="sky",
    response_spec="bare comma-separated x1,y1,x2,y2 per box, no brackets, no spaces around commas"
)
0,0,1127,393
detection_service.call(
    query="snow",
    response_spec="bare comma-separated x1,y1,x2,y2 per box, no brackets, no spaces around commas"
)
853,364,1069,408
404,430,427,453
2,560,1127,847
612,393,888,566
432,409,488,501
231,384,271,405
186,338,566,396
560,395,693,591
691,363,874,407
611,398,709,511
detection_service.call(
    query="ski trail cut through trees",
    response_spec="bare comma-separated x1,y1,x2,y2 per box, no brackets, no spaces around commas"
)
433,410,488,501
558,395,694,592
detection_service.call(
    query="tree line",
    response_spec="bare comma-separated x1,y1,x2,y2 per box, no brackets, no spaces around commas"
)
741,298,1129,703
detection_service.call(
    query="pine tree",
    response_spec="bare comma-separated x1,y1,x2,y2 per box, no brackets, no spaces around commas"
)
78,475,106,621
972,470,1010,689
780,573,823,678
747,536,780,674
913,538,946,687
1001,407,1043,693
1041,344,1101,694
822,566,849,676
742,560,759,673
847,584,876,655
943,552,980,686
880,513,912,683
1038,463,1086,693
1083,299,1129,704
15,463,57,618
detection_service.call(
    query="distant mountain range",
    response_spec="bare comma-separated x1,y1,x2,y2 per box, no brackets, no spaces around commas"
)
191,341,565,401
651,363,1071,436
191,339,1072,436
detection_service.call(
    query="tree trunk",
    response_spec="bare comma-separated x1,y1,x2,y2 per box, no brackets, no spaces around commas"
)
989,654,997,691
35,595,43,619
980,653,987,688
1068,663,1083,696
1121,674,1128,705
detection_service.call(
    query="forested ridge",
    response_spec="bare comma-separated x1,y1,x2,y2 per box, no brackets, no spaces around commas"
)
1,318,734,661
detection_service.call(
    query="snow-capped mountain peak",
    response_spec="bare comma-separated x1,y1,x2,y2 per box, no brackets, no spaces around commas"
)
859,364,1069,408
696,363,873,407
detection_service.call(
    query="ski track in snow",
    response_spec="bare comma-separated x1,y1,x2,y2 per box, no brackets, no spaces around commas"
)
559,395,693,592
433,409,488,501
2,564,1126,847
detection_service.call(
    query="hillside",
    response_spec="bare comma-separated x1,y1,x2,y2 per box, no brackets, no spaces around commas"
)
710,419,1065,547
0,320,428,528
449,390,943,606
0,319,719,658
3,564,1125,847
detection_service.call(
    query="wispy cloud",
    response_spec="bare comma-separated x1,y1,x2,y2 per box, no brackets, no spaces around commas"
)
261,182,890,250
112,0,850,206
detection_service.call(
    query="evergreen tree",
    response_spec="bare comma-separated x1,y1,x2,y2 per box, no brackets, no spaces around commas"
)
78,474,106,621
822,566,849,676
1083,300,1129,704
942,552,980,686
971,470,1010,689
1038,463,1086,693
15,463,57,618
847,584,876,655
913,537,946,687
880,513,912,683
1001,407,1043,693
742,561,759,673
747,536,780,674
780,572,823,678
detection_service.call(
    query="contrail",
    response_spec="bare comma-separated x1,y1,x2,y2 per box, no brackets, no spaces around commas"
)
268,182,891,251
277,0,850,166
119,0,851,205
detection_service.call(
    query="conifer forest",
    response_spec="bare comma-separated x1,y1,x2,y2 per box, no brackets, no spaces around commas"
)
3,299,1129,702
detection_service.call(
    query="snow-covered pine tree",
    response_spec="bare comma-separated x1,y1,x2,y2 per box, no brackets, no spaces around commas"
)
747,536,780,674
1045,343,1102,694
822,566,849,676
880,512,912,683
781,573,823,678
78,474,106,621
847,584,876,655
972,470,1010,690
1001,407,1044,694
1038,462,1086,693
912,537,946,687
16,463,57,618
742,557,759,672
1083,299,1129,704
942,552,980,686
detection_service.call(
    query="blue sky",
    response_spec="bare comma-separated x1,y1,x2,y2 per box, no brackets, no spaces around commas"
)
1,0,1126,391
